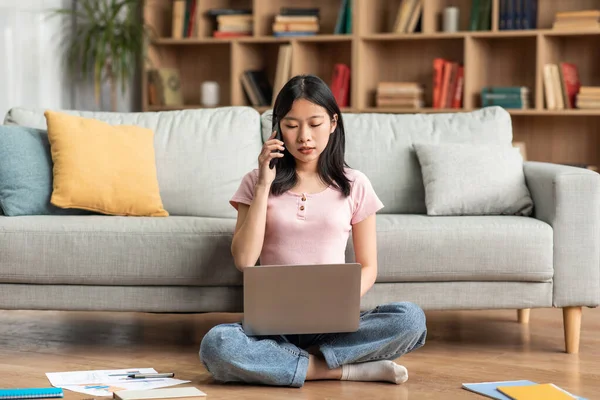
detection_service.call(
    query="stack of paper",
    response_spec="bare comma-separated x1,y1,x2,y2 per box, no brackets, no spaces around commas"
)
46,368,190,398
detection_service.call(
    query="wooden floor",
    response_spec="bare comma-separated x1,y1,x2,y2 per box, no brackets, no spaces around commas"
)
1,307,599,399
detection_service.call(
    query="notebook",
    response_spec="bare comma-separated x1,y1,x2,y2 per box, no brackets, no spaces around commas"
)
497,383,577,400
462,380,586,400
462,380,536,399
113,387,206,400
0,388,63,399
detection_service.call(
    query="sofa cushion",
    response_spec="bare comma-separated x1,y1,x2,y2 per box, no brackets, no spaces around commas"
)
261,106,513,214
0,125,90,216
44,111,168,217
345,214,553,283
414,143,533,216
0,215,241,286
4,107,263,218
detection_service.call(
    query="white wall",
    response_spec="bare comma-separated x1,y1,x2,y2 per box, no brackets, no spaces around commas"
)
0,0,72,120
0,0,138,120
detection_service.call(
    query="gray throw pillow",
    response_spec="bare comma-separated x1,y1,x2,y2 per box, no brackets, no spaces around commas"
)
413,143,533,216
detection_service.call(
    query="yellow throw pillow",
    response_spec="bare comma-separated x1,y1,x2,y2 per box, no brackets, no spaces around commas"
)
44,110,169,217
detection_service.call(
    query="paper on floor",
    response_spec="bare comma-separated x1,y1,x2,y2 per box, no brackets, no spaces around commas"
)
46,368,191,397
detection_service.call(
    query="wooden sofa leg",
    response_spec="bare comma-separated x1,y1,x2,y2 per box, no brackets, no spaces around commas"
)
517,309,530,324
563,307,582,354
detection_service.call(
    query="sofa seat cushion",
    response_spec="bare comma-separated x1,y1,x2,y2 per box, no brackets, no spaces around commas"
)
346,215,553,283
0,216,241,286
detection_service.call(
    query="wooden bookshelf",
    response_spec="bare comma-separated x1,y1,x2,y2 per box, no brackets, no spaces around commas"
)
143,0,600,167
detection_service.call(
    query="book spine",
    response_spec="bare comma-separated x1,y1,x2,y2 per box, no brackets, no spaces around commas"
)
506,0,514,29
499,0,506,30
559,62,581,109
452,65,465,109
521,0,530,29
469,0,481,31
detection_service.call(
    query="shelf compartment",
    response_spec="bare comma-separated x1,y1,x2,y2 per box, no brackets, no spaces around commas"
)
465,36,537,109
291,40,353,107
538,33,600,110
537,0,600,30
231,41,286,106
357,38,464,109
512,115,600,165
145,43,232,109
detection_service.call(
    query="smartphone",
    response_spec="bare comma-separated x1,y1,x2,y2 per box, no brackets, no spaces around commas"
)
269,118,283,170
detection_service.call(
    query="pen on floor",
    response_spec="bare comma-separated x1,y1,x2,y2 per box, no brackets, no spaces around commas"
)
127,372,175,379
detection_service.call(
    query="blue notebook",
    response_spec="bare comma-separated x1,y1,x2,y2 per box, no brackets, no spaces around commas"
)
0,388,63,399
462,380,587,400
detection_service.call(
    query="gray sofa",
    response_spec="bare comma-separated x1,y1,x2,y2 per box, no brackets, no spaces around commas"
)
1,106,598,354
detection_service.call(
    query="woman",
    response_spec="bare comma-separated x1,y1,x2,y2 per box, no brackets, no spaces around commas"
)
200,75,427,388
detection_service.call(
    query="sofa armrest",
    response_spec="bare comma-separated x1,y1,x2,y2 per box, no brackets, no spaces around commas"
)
523,161,600,307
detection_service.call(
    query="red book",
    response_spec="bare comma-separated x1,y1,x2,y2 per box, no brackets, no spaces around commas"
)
187,0,197,37
451,65,464,109
212,31,251,38
432,58,446,108
331,64,350,107
439,61,453,109
559,62,581,108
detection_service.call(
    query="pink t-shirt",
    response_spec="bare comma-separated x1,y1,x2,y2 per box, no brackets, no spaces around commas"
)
229,168,384,266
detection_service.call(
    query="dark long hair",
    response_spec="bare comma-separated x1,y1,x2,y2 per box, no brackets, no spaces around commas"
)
271,74,351,197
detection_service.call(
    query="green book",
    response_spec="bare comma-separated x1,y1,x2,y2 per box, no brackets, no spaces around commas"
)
469,0,481,31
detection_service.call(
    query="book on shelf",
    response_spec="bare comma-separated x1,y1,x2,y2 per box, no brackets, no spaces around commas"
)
376,82,424,109
331,64,351,108
214,14,253,37
333,0,352,34
272,44,293,105
576,86,600,109
543,63,581,110
241,70,273,107
205,8,252,38
433,58,464,109
469,0,492,31
499,0,537,30
481,86,530,109
273,8,319,36
552,9,600,30
392,0,422,33
171,0,200,38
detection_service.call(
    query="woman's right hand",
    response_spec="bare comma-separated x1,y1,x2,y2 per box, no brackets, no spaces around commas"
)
257,131,285,186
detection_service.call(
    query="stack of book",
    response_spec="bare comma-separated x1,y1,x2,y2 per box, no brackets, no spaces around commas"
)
391,0,422,33
376,82,424,109
481,86,530,109
543,62,580,109
208,9,253,38
576,86,600,109
552,9,600,30
433,58,464,109
272,8,320,37
499,0,538,30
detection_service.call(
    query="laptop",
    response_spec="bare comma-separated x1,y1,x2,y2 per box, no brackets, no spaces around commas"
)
242,263,362,336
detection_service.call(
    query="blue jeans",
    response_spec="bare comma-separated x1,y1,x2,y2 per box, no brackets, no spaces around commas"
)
199,301,427,387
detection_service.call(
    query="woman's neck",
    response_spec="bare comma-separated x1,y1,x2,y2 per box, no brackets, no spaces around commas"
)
295,160,319,175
